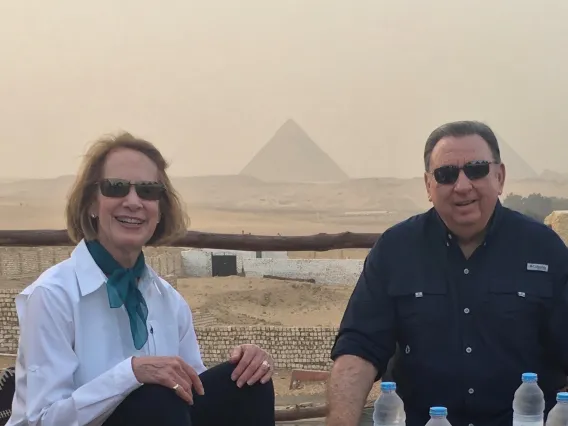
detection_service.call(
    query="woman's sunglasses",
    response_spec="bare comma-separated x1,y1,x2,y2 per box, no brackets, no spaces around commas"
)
431,160,498,185
97,178,165,201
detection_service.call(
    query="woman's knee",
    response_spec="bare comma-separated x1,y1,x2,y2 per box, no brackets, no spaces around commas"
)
248,375,275,400
223,362,275,400
106,384,191,426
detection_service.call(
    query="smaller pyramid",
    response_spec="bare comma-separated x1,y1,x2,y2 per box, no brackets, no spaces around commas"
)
495,132,538,180
240,119,348,183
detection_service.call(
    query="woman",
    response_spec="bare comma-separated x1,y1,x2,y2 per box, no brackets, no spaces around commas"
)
6,133,275,426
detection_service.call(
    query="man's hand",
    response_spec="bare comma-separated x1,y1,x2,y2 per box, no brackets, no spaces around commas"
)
326,355,377,426
228,344,274,387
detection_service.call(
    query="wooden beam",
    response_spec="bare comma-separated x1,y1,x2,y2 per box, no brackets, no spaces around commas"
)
0,229,380,251
275,404,327,421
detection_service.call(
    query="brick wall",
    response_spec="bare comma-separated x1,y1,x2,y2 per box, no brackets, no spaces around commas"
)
0,289,337,369
197,326,337,370
0,289,20,354
0,246,184,280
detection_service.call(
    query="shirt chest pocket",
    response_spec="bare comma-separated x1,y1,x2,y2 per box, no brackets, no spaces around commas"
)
387,279,449,333
487,275,553,321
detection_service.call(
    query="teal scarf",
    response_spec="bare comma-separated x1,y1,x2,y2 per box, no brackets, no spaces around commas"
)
85,240,149,350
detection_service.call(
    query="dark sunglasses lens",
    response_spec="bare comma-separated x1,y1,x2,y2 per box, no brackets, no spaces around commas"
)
135,183,164,200
464,163,490,180
99,179,130,198
434,166,459,184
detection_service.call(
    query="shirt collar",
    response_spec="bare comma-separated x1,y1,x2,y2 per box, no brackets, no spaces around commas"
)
71,239,165,297
430,199,504,246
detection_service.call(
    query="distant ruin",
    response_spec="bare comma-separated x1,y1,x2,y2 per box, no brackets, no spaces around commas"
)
240,119,349,183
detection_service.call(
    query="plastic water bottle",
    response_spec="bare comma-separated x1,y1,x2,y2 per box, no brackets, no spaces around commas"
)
546,392,568,426
373,381,406,426
513,372,545,426
425,407,452,426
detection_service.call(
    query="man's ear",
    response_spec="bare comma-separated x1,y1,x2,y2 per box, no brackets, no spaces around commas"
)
496,162,506,195
424,172,432,202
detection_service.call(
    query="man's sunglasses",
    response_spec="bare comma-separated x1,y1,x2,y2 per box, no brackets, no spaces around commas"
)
97,178,165,201
431,160,498,185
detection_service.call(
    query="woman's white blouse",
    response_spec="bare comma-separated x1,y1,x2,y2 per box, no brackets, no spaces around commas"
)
6,240,206,426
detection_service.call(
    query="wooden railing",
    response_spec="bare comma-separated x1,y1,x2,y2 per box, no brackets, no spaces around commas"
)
0,229,380,251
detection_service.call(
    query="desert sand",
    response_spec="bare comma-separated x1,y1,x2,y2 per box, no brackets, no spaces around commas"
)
181,277,353,327
2,175,568,233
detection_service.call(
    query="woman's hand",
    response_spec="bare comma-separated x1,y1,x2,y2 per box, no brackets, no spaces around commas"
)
131,356,204,404
228,344,274,387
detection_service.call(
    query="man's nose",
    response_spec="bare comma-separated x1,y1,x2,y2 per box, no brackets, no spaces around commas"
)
453,170,473,192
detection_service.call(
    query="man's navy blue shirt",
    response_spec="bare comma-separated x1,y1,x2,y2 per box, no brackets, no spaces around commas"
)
331,202,568,426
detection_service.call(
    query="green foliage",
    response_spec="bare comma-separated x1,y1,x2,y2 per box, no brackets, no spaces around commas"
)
503,193,568,223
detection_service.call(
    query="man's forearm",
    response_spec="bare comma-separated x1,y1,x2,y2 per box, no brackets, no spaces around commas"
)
326,354,378,426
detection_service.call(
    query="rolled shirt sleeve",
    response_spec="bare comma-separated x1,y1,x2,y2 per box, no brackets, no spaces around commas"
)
11,285,142,426
330,232,397,378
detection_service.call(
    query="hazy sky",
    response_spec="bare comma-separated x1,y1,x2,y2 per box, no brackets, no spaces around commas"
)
1,0,567,179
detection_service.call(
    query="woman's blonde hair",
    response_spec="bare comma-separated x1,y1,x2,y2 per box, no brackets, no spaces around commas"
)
65,132,189,246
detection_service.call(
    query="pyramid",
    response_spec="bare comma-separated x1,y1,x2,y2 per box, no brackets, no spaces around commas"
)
495,132,538,180
240,119,349,183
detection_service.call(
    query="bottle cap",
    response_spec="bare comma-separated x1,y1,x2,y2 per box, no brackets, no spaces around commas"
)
522,372,537,382
557,392,568,402
430,407,447,416
381,382,396,391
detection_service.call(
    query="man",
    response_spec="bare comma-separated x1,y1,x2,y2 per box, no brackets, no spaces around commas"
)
326,121,568,426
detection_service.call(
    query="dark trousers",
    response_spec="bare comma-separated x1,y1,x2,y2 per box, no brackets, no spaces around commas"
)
102,361,275,426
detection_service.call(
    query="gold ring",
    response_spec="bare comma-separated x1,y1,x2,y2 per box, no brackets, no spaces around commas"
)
173,383,179,391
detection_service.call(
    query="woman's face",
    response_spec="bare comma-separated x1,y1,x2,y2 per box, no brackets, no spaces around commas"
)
91,148,162,258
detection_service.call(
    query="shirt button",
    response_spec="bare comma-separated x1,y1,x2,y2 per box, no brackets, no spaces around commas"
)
468,388,475,394
464,268,469,274
464,308,470,314
466,347,472,353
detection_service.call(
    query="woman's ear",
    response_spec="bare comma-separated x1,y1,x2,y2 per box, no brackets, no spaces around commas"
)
88,202,98,219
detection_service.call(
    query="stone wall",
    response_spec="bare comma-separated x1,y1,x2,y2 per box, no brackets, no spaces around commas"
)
182,248,288,278
0,290,336,369
242,258,363,285
0,246,184,281
545,210,568,245
182,249,363,285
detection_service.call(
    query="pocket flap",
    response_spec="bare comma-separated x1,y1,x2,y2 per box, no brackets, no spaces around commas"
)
489,275,553,298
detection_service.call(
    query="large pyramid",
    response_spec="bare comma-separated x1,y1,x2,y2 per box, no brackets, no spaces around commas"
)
495,132,538,180
240,119,349,183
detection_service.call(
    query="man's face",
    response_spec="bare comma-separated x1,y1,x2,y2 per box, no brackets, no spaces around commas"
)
424,134,506,239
